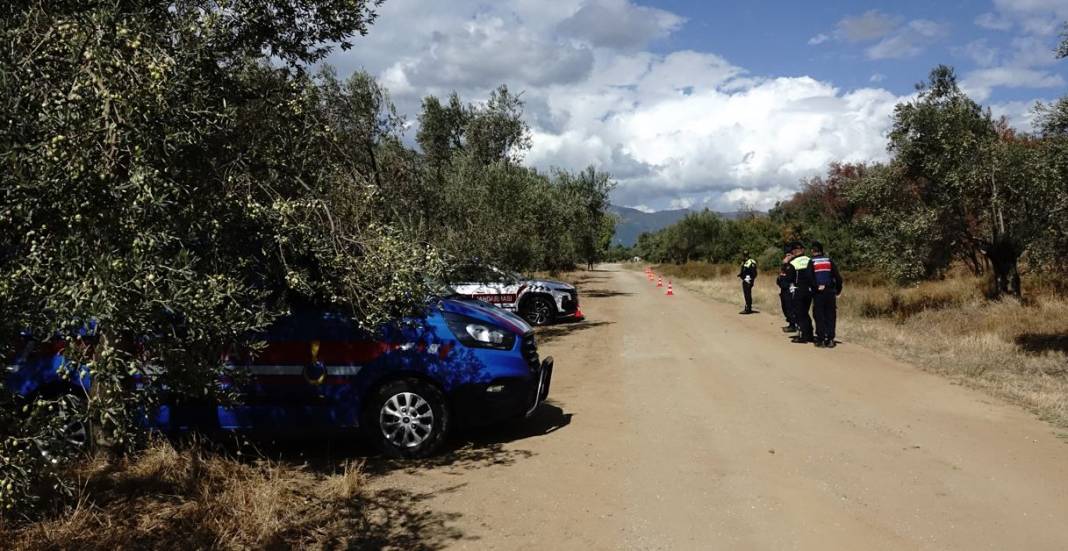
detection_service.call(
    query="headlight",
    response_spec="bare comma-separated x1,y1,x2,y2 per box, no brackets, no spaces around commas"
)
444,313,517,351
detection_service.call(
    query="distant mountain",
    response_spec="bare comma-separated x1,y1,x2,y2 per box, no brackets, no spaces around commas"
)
608,205,751,247
609,205,689,247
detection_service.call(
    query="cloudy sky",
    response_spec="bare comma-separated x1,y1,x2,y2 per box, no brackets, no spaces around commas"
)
326,0,1068,212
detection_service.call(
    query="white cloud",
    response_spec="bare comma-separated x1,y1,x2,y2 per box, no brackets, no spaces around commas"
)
808,33,830,46
327,0,1054,211
386,15,594,90
866,19,949,60
836,10,903,42
990,0,1068,35
961,67,1065,102
959,1,1067,104
557,0,684,50
528,63,903,209
1007,35,1061,67
815,11,948,61
669,197,694,210
955,39,1000,67
989,100,1045,132
718,186,796,211
869,73,887,83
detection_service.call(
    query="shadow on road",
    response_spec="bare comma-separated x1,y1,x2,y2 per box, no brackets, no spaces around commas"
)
362,401,571,477
535,320,613,345
583,288,634,298
331,485,469,550
571,273,610,285
229,401,571,476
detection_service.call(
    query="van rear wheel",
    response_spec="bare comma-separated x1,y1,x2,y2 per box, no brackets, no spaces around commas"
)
365,379,449,459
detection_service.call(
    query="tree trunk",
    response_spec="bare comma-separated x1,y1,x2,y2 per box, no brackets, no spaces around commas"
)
985,241,1022,298
366,141,382,189
965,247,984,276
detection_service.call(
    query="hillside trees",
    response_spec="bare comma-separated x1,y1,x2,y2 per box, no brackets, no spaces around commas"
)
632,210,778,266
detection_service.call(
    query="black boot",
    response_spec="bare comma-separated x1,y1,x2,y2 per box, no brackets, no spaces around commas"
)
781,324,798,333
826,339,836,349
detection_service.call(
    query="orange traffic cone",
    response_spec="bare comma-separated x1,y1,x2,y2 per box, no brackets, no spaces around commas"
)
666,280,674,296
574,307,585,320
647,271,654,281
656,276,663,288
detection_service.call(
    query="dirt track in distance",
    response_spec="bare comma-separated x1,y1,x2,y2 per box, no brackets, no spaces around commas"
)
367,264,1068,550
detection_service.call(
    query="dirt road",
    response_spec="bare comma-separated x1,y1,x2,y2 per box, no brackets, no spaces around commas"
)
369,264,1068,550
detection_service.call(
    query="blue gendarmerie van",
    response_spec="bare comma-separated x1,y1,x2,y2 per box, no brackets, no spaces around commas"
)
5,295,554,458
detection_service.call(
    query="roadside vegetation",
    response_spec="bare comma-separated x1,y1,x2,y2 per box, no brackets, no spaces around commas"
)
0,0,614,523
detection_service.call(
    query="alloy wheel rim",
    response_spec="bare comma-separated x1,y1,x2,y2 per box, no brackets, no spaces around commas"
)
57,398,89,448
528,300,550,324
63,418,89,448
379,392,434,448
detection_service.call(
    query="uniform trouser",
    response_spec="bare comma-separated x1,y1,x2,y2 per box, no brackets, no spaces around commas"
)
779,291,792,324
792,292,813,339
813,290,837,342
742,282,753,310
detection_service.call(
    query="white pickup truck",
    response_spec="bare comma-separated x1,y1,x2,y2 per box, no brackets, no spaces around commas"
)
451,265,583,326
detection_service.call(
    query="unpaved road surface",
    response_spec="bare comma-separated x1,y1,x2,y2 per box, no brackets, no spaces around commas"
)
369,265,1068,550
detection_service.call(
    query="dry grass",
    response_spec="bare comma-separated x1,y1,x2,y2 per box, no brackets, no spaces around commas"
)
0,438,463,550
653,263,1068,430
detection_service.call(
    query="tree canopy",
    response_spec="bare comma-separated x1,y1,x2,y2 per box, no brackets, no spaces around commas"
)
0,0,617,515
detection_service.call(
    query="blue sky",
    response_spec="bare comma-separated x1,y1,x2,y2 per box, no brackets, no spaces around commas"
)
327,0,1068,211
650,0,1067,103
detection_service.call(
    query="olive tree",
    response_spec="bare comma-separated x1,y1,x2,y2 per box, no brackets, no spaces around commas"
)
881,66,1056,295
0,0,446,515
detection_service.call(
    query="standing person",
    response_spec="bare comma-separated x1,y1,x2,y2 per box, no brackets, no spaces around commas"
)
737,251,758,314
777,244,797,333
785,242,814,343
808,241,843,348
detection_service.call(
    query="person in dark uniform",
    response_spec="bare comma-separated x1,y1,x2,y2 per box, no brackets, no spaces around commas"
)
807,241,843,348
777,244,797,333
784,242,814,343
737,251,758,314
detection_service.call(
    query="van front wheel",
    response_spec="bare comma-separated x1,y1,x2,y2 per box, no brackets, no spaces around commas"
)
365,379,449,459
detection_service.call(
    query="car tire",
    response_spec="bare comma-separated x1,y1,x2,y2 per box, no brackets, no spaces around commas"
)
520,295,556,326
30,387,94,452
364,378,449,459
58,392,94,451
